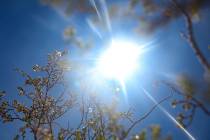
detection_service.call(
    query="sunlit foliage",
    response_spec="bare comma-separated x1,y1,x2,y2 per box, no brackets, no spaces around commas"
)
0,51,172,139
0,50,76,139
131,125,172,140
161,76,210,128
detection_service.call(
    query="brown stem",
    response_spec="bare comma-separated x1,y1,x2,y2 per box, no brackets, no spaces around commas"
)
171,0,210,72
163,80,210,116
192,98,210,115
122,89,173,139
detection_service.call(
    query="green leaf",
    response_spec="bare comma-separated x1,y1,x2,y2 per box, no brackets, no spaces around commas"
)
96,135,105,140
75,131,82,140
177,75,196,96
151,125,161,140
58,131,64,140
139,130,146,140
64,26,76,38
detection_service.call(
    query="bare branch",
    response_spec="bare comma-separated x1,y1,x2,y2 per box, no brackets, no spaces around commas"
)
122,89,173,139
171,0,210,72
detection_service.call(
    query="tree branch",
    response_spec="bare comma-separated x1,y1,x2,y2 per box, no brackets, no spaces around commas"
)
122,89,173,139
171,0,210,72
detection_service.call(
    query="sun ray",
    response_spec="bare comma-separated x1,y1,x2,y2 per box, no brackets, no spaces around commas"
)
119,79,129,105
89,0,103,21
141,87,196,140
99,0,112,33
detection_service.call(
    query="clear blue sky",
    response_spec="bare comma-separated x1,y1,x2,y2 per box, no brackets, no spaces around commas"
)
0,0,210,139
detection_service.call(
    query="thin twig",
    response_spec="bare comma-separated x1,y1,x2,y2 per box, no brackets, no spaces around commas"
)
122,89,173,139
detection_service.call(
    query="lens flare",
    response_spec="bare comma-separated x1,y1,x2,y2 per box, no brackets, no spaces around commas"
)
141,87,196,140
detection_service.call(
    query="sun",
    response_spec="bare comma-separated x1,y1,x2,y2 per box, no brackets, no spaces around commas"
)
97,39,141,81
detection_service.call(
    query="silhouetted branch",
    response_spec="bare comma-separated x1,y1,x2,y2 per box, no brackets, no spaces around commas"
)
162,80,210,127
171,0,210,72
122,89,173,139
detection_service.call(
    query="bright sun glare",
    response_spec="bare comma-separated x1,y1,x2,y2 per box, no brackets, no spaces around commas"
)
97,39,141,81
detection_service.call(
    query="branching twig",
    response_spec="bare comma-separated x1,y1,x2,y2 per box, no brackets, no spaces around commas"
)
171,0,210,72
122,89,173,139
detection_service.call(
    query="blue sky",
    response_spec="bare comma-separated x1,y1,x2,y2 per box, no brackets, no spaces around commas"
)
0,0,210,139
